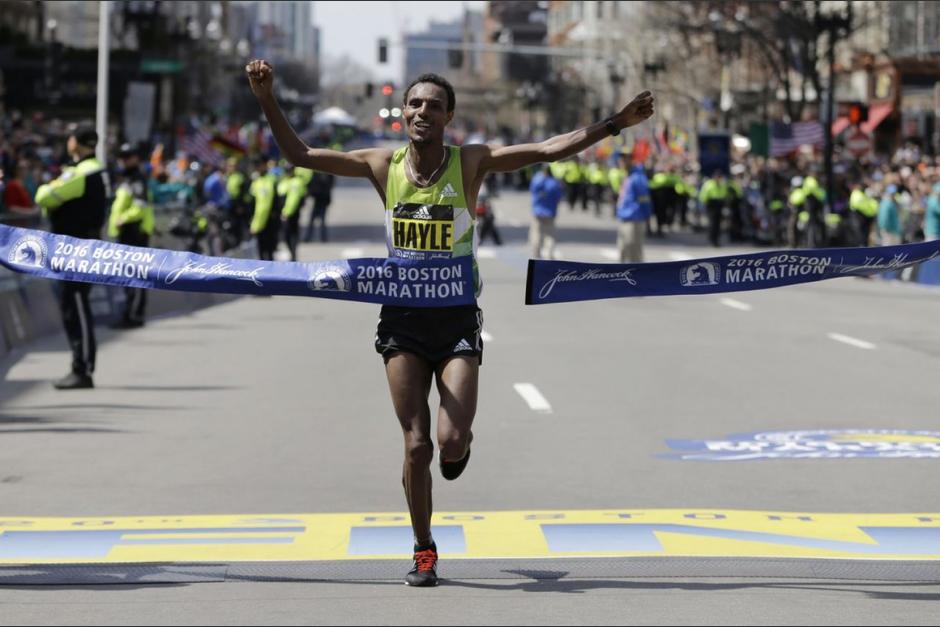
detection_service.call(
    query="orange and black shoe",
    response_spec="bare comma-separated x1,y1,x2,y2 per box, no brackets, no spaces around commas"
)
405,543,439,587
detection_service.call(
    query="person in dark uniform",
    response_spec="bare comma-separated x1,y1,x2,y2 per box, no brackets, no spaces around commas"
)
108,143,154,329
304,169,335,243
35,124,108,389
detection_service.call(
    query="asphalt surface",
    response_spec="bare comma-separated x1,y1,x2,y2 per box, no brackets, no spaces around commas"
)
1,186,939,625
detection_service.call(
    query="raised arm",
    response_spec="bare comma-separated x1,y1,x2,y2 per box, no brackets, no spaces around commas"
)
470,91,654,176
246,60,391,186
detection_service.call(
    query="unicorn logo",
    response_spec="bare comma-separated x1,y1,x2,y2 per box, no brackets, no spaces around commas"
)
8,236,48,269
309,266,352,292
680,262,721,287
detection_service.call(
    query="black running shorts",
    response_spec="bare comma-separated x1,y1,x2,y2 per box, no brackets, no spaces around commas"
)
375,304,483,366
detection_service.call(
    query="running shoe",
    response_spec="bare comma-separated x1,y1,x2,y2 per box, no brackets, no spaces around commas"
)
405,543,439,587
440,433,472,481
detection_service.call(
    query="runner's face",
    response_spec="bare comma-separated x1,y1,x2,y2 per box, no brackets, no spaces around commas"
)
404,83,453,145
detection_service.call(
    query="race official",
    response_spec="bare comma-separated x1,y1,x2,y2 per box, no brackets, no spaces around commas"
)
35,124,109,389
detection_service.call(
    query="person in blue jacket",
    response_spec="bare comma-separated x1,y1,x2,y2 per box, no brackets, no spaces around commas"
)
615,152,652,262
528,164,564,258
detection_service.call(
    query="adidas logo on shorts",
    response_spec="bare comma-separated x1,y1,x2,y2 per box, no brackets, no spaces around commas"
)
440,183,458,199
453,338,473,353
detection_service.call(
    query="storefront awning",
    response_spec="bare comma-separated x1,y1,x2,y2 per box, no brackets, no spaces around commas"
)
832,104,893,137
831,117,851,136
861,104,893,134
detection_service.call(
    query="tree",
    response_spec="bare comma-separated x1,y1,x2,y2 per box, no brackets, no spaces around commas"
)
651,1,864,122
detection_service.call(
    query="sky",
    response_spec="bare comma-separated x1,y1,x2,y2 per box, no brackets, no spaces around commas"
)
313,1,485,83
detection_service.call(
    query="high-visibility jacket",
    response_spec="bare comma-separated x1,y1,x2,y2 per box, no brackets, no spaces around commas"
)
789,188,807,207
277,174,307,219
850,189,878,218
249,173,277,234
699,178,729,203
108,170,154,238
608,167,627,194
563,162,583,184
35,155,108,238
802,176,826,202
549,161,568,181
586,163,608,186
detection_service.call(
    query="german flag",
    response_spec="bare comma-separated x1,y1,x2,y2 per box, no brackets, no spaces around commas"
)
210,134,247,159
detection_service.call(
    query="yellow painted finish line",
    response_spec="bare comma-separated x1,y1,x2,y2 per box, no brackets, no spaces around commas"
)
1,509,939,564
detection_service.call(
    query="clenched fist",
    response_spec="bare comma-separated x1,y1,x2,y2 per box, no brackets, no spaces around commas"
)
612,91,655,131
246,59,274,99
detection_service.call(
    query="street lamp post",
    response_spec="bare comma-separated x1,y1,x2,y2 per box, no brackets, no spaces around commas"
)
713,28,741,130
45,19,59,107
96,2,111,164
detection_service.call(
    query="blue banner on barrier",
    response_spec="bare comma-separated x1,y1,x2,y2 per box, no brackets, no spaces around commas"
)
0,225,474,307
525,241,940,304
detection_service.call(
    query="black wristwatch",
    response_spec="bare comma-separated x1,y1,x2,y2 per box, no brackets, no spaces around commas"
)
604,118,620,137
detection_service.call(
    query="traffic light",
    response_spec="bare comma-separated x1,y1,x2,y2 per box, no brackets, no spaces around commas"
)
448,49,464,69
848,102,868,125
378,38,388,64
382,83,394,97
365,82,374,98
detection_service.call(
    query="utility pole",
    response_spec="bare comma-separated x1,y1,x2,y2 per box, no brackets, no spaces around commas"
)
95,1,111,164
820,4,852,216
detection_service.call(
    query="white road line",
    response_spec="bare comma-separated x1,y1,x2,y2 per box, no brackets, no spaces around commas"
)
477,248,497,259
719,298,753,312
513,383,552,413
827,333,877,350
481,330,493,342
668,251,695,261
341,248,364,258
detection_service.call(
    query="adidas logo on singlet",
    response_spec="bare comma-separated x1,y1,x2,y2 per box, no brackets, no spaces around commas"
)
453,338,473,352
413,206,433,220
440,183,458,199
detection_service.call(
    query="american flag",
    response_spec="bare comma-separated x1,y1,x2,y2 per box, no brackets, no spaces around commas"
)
179,128,223,166
770,121,824,157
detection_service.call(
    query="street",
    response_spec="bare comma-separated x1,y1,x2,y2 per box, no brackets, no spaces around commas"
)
1,188,939,625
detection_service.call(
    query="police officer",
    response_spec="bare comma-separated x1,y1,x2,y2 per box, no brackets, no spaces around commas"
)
584,157,609,216
277,163,306,262
787,176,806,248
607,160,628,218
563,157,585,211
846,182,874,247
699,170,730,247
801,175,827,248
249,158,278,261
35,124,108,390
108,143,154,329
649,166,674,237
225,158,250,242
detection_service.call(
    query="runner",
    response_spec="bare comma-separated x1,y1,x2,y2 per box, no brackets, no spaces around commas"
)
246,59,653,586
